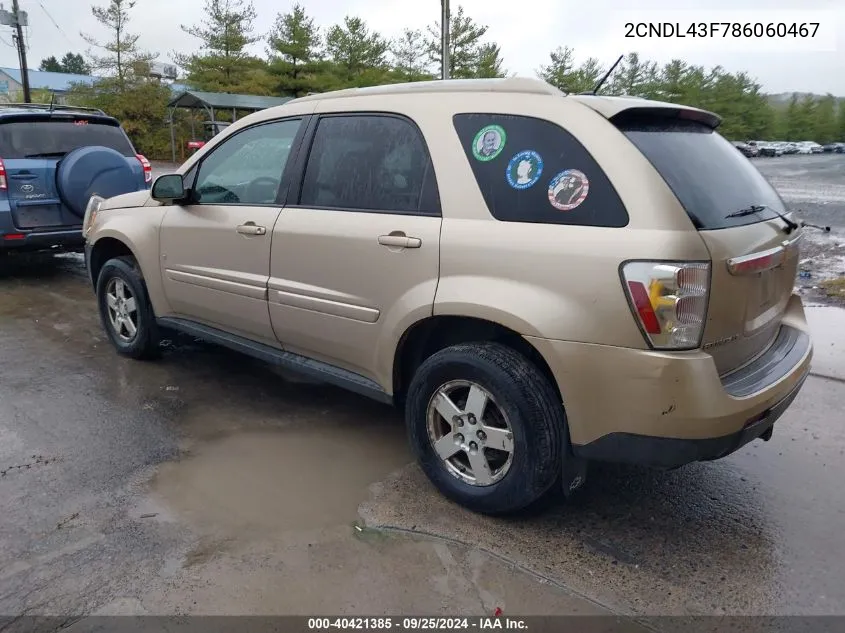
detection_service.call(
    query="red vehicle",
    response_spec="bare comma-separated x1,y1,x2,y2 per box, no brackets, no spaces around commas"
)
187,121,230,154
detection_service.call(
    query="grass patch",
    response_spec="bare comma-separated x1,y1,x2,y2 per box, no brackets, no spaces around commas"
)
820,277,845,298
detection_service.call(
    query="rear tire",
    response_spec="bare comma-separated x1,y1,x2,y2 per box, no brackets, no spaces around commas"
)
96,256,160,360
405,342,566,515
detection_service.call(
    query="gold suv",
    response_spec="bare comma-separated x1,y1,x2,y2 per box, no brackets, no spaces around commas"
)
83,78,812,515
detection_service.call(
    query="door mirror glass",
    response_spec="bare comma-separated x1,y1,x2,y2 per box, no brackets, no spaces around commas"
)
152,174,186,202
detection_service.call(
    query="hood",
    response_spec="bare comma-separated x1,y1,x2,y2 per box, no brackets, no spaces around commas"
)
100,190,153,210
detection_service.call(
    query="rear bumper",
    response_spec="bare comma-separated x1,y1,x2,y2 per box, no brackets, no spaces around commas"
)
1,228,84,252
526,293,813,468
571,368,807,469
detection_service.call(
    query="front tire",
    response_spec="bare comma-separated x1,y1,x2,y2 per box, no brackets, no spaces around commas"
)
96,256,160,360
405,342,566,515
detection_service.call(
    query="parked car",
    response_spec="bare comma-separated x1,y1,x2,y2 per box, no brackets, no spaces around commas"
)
757,142,778,157
187,121,231,154
733,141,758,157
835,143,845,154
83,78,813,515
781,142,799,155
822,143,839,153
0,103,151,257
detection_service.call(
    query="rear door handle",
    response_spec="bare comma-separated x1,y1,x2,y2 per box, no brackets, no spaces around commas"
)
378,234,422,248
237,222,266,236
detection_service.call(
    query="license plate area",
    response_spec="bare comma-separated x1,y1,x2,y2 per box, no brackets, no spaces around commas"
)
12,205,64,229
745,269,786,332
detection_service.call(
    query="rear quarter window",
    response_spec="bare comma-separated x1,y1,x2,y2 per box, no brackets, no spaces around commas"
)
452,113,629,227
0,118,135,158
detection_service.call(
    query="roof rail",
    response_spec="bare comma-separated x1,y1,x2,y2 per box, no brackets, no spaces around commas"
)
0,103,107,115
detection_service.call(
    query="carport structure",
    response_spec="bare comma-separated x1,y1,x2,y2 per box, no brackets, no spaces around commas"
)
167,90,293,162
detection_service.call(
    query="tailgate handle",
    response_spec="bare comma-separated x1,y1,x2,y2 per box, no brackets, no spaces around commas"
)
9,173,37,180
726,245,786,275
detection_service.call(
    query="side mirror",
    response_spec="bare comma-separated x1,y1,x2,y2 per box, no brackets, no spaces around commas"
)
151,174,186,203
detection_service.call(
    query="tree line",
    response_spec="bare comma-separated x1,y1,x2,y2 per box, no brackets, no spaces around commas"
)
56,0,845,159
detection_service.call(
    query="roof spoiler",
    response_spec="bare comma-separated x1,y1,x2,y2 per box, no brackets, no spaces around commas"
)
610,105,722,130
0,103,106,115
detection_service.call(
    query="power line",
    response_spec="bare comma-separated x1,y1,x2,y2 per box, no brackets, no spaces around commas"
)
38,1,71,44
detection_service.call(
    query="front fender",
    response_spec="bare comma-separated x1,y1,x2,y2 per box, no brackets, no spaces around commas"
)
87,206,170,316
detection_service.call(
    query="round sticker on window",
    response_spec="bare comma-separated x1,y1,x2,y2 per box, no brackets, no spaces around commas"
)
506,150,544,190
547,169,589,211
472,125,506,161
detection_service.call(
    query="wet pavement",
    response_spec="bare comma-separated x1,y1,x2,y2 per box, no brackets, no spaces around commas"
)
755,154,845,306
1,157,845,622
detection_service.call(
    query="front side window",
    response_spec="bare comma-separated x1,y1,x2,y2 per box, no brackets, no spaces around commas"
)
453,113,629,227
193,118,301,205
299,115,439,215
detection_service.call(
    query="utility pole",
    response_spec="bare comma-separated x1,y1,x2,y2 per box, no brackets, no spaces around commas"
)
440,0,450,80
7,0,30,102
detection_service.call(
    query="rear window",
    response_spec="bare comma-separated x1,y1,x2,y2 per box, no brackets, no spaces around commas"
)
0,118,135,159
453,113,629,227
617,115,786,230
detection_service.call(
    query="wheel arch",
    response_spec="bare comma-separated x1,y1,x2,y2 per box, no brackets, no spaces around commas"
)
88,236,139,290
392,315,562,408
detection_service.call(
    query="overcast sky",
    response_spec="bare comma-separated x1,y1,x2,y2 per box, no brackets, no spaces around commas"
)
2,0,843,95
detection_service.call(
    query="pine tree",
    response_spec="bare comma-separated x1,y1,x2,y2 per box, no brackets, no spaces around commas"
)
537,46,577,91
426,5,489,79
324,16,389,86
391,28,432,82
40,56,62,72
176,0,271,94
474,43,505,78
267,3,324,95
82,0,156,90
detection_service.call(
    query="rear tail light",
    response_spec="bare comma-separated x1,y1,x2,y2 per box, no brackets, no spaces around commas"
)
136,154,152,184
621,261,711,350
0,157,7,190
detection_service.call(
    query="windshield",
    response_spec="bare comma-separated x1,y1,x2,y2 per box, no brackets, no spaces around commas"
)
617,116,786,230
0,119,135,159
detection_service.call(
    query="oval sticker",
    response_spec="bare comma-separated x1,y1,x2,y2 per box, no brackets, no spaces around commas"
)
506,150,544,190
472,125,506,161
547,169,589,211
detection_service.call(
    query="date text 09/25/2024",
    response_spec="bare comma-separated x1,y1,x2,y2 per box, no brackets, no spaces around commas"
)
308,617,527,630
625,22,820,39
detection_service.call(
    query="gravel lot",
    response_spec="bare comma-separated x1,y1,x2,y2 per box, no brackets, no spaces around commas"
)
754,153,845,306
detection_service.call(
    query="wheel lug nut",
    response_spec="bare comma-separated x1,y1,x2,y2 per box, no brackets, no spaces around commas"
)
454,434,464,444
477,430,486,441
469,441,478,452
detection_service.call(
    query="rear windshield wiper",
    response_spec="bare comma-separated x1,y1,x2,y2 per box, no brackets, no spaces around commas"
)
24,151,67,158
725,204,799,234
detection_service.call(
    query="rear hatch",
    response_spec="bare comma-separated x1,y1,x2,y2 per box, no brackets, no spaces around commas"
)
0,113,142,230
614,110,800,375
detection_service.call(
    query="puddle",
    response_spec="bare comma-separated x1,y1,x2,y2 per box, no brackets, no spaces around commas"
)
151,425,411,534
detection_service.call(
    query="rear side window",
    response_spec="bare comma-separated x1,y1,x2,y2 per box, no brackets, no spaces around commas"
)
0,119,135,158
452,113,628,227
617,115,785,230
299,114,440,215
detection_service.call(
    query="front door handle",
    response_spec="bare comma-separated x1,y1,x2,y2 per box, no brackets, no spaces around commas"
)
237,222,266,236
378,234,422,249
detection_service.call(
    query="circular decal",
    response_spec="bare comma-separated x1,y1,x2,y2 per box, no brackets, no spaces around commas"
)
472,125,506,161
547,169,590,211
506,151,544,190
